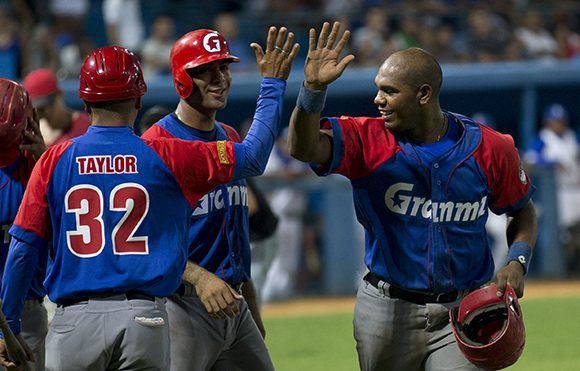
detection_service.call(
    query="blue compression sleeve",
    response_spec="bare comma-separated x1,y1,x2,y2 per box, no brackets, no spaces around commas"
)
0,237,41,336
233,77,286,180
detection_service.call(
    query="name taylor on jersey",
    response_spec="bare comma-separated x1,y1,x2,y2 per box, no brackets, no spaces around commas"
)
385,182,488,222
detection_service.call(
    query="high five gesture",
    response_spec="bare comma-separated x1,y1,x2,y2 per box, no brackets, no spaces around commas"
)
304,21,355,90
251,26,300,80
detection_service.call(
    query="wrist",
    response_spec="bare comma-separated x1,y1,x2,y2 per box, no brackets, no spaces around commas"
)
297,82,327,114
507,241,533,275
304,81,327,91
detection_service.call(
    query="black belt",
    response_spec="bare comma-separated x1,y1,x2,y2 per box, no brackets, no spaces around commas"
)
364,272,460,305
58,291,155,308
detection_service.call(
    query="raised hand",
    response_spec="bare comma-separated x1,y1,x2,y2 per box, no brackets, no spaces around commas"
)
304,21,355,90
251,26,300,80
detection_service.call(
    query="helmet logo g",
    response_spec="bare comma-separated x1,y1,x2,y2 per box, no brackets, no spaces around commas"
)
203,33,221,53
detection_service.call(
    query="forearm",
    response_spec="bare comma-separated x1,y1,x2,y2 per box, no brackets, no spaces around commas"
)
288,107,329,163
181,261,208,287
506,201,537,247
287,81,333,164
234,78,286,180
1,238,40,335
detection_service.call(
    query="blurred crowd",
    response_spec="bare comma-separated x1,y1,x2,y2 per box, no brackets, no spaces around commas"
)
2,0,580,81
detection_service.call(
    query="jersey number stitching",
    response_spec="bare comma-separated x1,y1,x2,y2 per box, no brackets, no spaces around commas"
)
65,183,150,257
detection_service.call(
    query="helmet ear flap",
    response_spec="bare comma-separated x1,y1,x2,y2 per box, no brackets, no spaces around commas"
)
174,68,192,99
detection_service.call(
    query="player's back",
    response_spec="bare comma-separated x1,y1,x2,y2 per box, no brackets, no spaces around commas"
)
40,126,193,303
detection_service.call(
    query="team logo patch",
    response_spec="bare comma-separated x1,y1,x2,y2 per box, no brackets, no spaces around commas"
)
217,140,229,164
203,32,221,53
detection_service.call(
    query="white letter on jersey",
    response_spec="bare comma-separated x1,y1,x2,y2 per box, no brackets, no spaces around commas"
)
385,182,414,215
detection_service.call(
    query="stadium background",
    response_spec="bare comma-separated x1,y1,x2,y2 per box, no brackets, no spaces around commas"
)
3,0,580,369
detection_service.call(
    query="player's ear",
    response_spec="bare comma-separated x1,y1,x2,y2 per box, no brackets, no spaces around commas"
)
84,103,92,115
417,84,432,105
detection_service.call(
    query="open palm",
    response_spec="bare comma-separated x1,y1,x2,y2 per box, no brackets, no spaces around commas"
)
305,21,355,90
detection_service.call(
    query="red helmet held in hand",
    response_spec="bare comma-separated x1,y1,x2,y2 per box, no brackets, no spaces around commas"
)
170,29,240,99
79,46,147,103
450,284,525,370
0,78,32,151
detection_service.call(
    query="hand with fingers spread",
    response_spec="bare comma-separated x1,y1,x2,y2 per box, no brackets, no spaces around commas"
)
250,26,300,80
20,109,46,161
193,269,243,320
304,21,355,90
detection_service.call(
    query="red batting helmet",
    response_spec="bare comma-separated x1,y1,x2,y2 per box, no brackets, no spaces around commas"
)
170,29,240,99
450,284,525,370
0,78,32,151
79,46,147,103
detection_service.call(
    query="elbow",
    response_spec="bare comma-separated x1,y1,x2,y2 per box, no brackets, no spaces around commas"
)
287,140,313,163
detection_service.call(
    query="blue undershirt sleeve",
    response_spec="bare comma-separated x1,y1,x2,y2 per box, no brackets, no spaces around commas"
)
0,237,41,337
233,77,286,180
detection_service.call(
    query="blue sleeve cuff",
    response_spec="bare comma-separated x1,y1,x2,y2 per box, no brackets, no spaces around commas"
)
309,117,344,176
9,224,48,249
490,185,535,215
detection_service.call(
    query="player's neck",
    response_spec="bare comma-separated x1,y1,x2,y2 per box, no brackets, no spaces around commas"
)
89,111,136,128
175,101,216,131
407,109,445,144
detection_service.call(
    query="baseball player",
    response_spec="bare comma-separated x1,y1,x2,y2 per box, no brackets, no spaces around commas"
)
142,27,298,370
0,31,293,371
288,22,538,370
0,78,47,371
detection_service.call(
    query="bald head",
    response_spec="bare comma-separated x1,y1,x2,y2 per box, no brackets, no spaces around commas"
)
379,48,442,97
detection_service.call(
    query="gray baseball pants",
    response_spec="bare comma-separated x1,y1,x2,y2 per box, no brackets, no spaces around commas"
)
21,299,48,371
167,283,274,371
45,295,169,371
354,279,482,371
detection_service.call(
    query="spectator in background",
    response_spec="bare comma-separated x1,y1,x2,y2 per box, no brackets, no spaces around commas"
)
392,14,423,50
515,10,558,60
48,0,92,78
23,68,90,146
260,128,312,302
554,14,580,59
0,6,23,79
103,0,144,54
213,12,255,71
142,15,175,78
464,8,519,62
526,104,580,275
352,7,396,67
423,21,464,63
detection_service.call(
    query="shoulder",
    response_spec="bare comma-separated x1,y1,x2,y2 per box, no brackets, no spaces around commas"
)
219,123,242,142
478,124,517,152
142,123,174,140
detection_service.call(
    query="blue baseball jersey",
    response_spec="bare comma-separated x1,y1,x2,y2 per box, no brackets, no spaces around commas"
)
9,125,245,304
0,154,46,300
142,114,250,285
314,111,534,292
